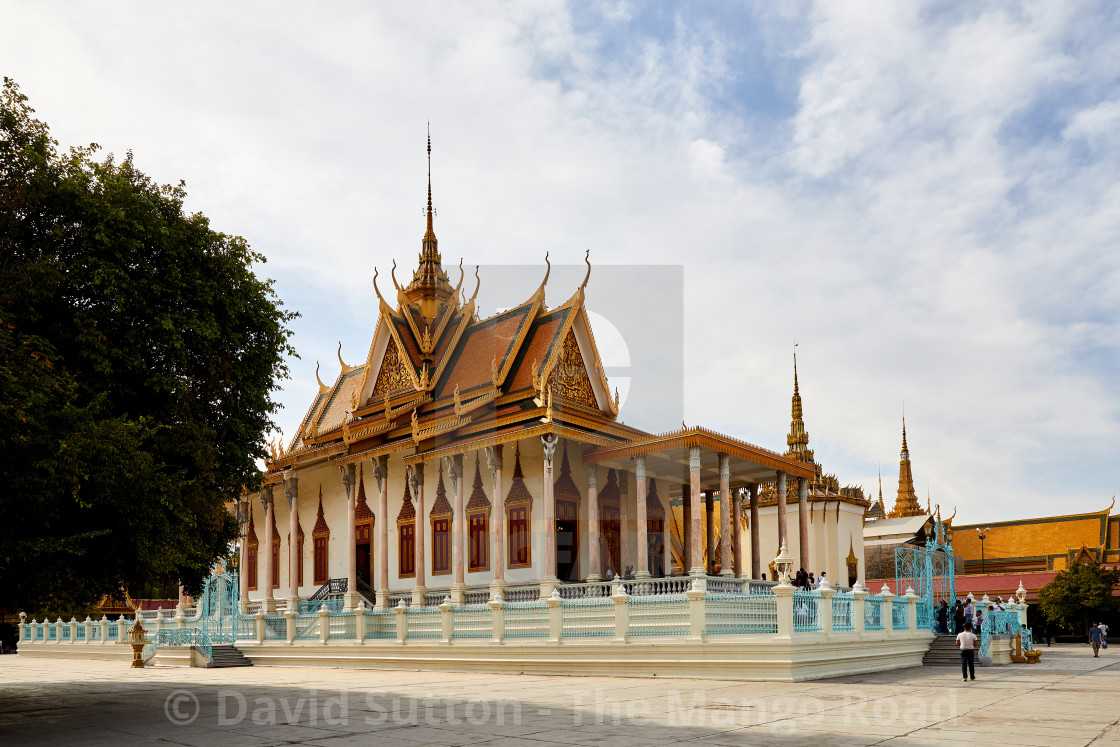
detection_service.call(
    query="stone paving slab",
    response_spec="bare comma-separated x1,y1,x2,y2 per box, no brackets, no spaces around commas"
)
1,644,1117,745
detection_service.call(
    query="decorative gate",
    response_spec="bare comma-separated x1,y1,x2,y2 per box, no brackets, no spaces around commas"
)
197,564,240,643
894,516,955,633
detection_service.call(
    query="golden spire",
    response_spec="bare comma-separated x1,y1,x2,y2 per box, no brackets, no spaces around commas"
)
888,416,924,518
406,124,454,318
785,345,813,464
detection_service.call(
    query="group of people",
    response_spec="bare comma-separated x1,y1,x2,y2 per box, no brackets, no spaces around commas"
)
936,597,997,635
793,569,828,590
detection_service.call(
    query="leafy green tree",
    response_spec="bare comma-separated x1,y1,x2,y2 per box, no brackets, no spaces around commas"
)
1037,561,1120,635
0,78,296,616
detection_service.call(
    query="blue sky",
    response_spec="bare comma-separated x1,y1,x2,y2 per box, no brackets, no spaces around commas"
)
3,1,1118,522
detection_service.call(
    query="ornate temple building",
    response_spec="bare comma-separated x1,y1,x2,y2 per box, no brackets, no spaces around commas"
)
862,421,939,581
233,140,847,611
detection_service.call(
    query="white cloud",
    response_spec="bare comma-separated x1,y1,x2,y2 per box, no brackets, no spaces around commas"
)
2,0,1118,522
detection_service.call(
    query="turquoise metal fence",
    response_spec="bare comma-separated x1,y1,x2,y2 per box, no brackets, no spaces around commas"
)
365,611,396,640
451,605,493,639
705,593,777,635
405,607,441,640
832,591,855,632
503,601,548,639
75,622,85,641
629,594,689,637
60,625,70,641
262,615,285,640
326,610,357,640
561,598,614,637
294,613,320,641
300,599,344,614
233,616,256,641
141,627,214,665
892,601,908,630
106,623,119,641
865,595,884,631
793,590,821,633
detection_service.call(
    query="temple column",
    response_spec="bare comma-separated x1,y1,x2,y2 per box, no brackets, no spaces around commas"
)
484,446,505,598
635,456,649,579
238,497,251,613
587,466,601,582
731,486,743,578
540,435,559,597
619,470,631,577
339,463,358,611
283,476,300,609
373,456,389,609
798,477,810,574
681,482,690,574
719,455,733,577
776,471,788,551
689,446,705,577
408,464,426,605
261,488,276,613
446,454,465,605
705,490,715,573
749,483,760,579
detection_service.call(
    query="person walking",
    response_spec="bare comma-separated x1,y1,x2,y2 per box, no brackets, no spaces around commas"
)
937,601,949,634
963,598,975,630
957,623,978,681
1090,623,1102,657
1100,622,1109,649
953,601,965,635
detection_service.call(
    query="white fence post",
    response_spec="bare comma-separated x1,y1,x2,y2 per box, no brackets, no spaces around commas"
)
905,590,919,631
318,605,330,644
611,581,629,642
355,603,367,645
83,617,92,644
489,598,504,643
820,585,836,635
545,591,562,642
395,600,408,643
881,585,896,634
686,578,706,641
773,583,795,638
100,616,110,643
285,608,296,645
440,597,453,643
852,583,867,633
255,612,265,644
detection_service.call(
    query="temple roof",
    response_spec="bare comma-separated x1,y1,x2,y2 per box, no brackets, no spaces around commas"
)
888,419,924,518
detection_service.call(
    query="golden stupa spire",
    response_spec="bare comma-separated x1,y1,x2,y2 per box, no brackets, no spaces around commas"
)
888,415,924,518
785,345,814,464
405,124,454,318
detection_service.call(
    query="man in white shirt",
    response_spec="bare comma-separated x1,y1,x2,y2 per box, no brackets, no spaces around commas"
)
956,624,978,681
816,572,827,589
1100,622,1109,649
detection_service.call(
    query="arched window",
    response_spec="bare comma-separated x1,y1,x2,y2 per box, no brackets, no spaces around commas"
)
506,445,532,568
430,468,452,575
247,510,259,591
466,457,490,572
312,488,330,585
270,507,280,589
288,516,304,587
397,478,415,578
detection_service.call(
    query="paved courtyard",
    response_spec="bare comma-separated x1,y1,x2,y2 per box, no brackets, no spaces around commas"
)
1,645,1117,746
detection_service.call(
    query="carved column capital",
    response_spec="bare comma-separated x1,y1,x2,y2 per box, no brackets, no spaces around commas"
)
406,463,424,497
444,454,463,493
634,455,646,482
587,465,597,491
372,455,388,493
259,484,274,511
541,434,559,474
719,453,729,481
282,476,298,511
689,446,701,472
484,444,503,474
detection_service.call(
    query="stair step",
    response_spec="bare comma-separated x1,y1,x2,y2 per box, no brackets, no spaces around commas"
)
209,645,252,668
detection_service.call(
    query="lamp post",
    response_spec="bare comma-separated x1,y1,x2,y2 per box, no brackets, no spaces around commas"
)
976,527,991,574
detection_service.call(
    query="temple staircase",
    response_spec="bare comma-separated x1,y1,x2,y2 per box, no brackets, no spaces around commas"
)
923,634,960,666
209,645,253,668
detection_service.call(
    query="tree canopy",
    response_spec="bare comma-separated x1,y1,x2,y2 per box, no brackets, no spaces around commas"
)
0,78,296,615
1037,561,1119,634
